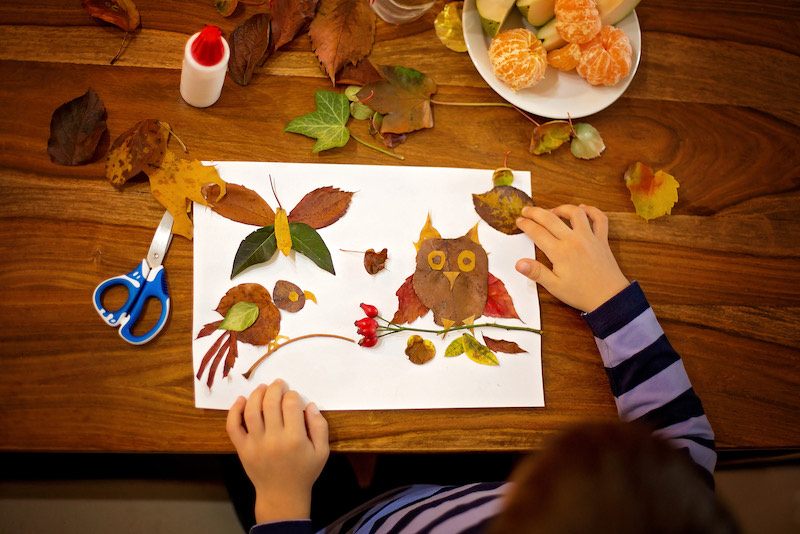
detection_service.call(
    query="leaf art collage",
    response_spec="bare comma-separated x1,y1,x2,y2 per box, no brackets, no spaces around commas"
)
193,162,544,410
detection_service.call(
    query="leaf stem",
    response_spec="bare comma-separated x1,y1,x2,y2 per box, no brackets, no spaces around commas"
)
155,121,189,153
351,134,404,160
110,31,130,65
429,98,513,108
243,333,356,379
375,316,542,336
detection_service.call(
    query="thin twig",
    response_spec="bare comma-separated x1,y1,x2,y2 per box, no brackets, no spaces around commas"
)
351,134,404,160
243,334,356,379
110,31,129,65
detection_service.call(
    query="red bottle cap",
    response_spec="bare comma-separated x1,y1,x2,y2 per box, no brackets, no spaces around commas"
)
191,26,225,66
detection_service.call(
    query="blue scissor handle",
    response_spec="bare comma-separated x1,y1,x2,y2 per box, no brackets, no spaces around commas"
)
93,259,149,326
118,265,171,345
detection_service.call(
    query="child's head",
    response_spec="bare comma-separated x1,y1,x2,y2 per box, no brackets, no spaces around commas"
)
490,422,740,534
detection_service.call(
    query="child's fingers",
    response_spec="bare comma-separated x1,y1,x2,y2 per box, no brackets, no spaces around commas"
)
580,204,609,241
263,379,288,433
280,389,307,437
225,396,248,447
550,204,591,234
526,205,574,239
244,384,268,435
515,259,558,290
516,216,558,254
305,402,330,456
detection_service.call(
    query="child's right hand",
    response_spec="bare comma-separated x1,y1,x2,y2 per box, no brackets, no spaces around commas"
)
515,204,630,313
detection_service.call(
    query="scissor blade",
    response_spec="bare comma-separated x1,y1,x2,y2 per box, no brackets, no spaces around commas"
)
147,211,174,269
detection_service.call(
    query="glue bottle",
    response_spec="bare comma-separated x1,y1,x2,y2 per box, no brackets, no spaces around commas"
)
180,26,230,108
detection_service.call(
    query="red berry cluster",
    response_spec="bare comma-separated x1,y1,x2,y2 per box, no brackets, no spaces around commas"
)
355,303,379,347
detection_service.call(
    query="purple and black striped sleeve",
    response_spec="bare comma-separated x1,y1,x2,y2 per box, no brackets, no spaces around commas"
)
582,281,717,477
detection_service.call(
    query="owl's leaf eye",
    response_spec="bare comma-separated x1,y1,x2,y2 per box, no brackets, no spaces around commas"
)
458,250,476,272
428,250,445,270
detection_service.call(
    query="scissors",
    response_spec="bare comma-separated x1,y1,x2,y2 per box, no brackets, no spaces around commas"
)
92,211,174,345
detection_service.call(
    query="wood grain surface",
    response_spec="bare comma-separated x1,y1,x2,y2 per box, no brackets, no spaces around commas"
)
0,0,798,453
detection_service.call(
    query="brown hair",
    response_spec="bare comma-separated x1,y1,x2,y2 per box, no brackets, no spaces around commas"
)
489,422,740,534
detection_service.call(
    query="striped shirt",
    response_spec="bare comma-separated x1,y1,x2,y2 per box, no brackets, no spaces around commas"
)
252,282,716,534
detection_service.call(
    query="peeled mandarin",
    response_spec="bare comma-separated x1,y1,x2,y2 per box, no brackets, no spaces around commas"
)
577,25,632,86
488,28,548,91
554,0,602,45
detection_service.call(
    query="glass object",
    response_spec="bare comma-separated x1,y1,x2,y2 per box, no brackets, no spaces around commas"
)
369,0,435,24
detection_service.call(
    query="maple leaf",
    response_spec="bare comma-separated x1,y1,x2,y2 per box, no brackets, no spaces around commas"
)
148,149,227,240
47,88,107,166
202,183,275,226
624,162,680,221
270,0,319,53
484,273,520,320
284,90,350,151
391,274,429,325
288,186,353,229
228,13,271,86
309,0,376,83
105,119,169,186
473,185,536,235
358,66,437,135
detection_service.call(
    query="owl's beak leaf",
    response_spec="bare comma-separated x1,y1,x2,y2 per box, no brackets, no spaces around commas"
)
444,271,460,289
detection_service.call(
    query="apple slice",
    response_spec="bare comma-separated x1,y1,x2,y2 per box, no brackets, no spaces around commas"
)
537,0,640,50
516,0,555,27
477,0,517,37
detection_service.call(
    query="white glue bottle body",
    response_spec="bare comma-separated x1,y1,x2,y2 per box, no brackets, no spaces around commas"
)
180,26,229,108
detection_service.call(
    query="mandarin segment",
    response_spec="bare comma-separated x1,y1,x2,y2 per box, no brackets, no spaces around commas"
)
577,25,632,85
547,42,581,71
554,0,602,44
488,28,548,91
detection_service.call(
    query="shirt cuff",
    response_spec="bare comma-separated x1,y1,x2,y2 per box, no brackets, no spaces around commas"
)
582,281,650,339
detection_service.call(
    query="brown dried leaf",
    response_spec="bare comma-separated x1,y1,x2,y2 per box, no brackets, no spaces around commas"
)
287,186,354,229
228,13,271,86
482,335,526,354
473,185,536,235
364,248,388,275
357,66,437,135
105,119,168,186
216,283,280,346
336,59,383,85
203,183,275,226
405,335,435,365
273,280,306,312
82,0,141,32
270,0,319,52
309,0,376,83
47,88,107,166
391,275,429,325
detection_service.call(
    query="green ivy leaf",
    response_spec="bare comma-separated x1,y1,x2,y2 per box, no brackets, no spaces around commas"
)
231,225,277,279
444,336,465,357
289,222,335,275
284,90,350,152
462,333,499,366
570,122,605,159
218,301,259,332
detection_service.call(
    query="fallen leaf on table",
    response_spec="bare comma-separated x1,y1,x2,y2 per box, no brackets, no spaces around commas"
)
336,59,383,85
284,90,350,152
357,66,437,135
405,335,435,365
484,273,520,320
202,183,275,226
462,333,499,366
530,120,572,155
47,88,107,166
364,248,388,274
228,13,271,86
215,0,239,17
270,0,319,52
82,0,140,31
105,119,169,186
570,122,605,159
148,149,227,239
473,185,536,235
288,186,353,229
309,0,376,83
624,161,680,221
482,334,526,354
434,2,467,53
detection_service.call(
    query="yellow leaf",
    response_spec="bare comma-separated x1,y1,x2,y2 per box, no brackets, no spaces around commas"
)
434,2,467,53
405,335,435,365
275,207,292,256
303,290,317,304
414,213,441,252
148,149,226,239
624,162,680,221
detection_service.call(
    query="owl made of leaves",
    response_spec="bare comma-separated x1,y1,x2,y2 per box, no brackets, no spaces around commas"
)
412,218,489,328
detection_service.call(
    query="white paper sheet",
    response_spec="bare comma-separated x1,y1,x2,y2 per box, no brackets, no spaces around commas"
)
192,162,543,411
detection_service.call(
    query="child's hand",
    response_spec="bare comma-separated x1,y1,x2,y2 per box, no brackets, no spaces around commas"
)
515,204,629,313
226,379,329,524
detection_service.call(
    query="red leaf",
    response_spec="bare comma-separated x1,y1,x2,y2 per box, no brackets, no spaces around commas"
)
391,275,429,325
270,0,319,52
196,320,223,338
483,273,520,320
203,182,276,226
482,335,527,354
288,186,353,229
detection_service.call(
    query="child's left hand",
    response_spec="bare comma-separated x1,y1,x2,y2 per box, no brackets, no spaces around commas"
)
226,379,330,524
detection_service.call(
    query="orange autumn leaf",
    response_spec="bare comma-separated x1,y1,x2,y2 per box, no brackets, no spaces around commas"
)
148,149,227,239
624,161,680,221
405,335,435,365
202,182,275,226
484,273,520,320
309,0,376,83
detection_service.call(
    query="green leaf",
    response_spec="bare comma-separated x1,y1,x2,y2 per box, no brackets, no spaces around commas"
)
444,336,465,357
289,222,335,275
344,85,362,101
530,120,572,155
462,333,499,366
570,122,605,159
231,225,277,279
350,101,373,120
284,90,350,152
218,301,259,332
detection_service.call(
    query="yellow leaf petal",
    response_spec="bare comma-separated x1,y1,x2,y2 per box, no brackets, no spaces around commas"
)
148,149,227,240
414,213,441,252
624,162,680,221
303,290,317,304
434,2,467,53
275,207,292,256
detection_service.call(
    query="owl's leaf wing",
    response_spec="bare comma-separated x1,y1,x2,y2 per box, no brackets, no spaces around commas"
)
483,273,521,320
391,275,429,324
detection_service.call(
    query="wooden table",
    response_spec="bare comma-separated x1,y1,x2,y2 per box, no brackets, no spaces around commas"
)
1,0,798,454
